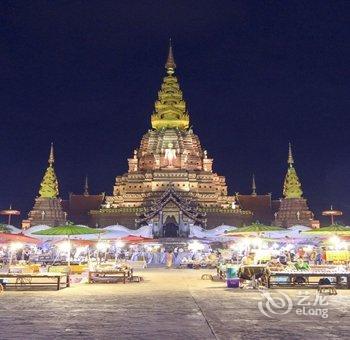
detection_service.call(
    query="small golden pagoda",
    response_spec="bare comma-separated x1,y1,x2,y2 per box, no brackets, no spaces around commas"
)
283,143,303,199
28,143,67,227
274,143,318,228
91,43,252,236
39,143,59,198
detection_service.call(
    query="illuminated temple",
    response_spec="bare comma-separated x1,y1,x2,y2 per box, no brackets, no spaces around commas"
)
90,45,254,236
24,45,318,233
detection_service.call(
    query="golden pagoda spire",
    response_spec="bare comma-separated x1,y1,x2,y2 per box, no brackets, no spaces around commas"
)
283,143,303,199
288,142,294,167
39,143,59,198
251,174,257,196
165,39,176,74
84,175,89,196
48,142,55,165
151,41,190,130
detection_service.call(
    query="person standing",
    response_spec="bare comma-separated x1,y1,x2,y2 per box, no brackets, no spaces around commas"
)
23,249,30,263
166,250,174,268
315,249,323,265
310,249,317,264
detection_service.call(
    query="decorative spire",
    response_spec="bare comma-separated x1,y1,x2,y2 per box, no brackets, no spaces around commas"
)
251,174,257,196
288,142,294,167
151,41,190,130
39,144,59,198
283,143,303,199
49,142,55,166
165,39,176,74
84,175,89,196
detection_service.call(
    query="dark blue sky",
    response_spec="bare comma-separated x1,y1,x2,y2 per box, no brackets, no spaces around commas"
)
0,1,349,225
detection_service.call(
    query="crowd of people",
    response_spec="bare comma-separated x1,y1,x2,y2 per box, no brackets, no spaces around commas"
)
0,242,336,271
116,246,223,268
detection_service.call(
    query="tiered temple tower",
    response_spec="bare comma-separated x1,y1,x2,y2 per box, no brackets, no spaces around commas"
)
27,144,66,227
91,44,252,236
274,143,318,228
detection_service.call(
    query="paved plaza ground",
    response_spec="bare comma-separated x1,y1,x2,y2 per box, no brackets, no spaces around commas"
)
0,268,350,339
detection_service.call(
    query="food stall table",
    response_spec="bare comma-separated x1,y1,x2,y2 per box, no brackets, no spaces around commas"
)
0,272,69,290
268,271,350,288
88,269,132,284
9,264,41,273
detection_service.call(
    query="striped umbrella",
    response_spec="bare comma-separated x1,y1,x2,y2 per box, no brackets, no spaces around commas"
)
0,232,40,245
302,224,350,236
225,222,284,236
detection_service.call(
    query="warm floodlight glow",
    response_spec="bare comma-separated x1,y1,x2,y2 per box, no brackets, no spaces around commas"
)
58,241,71,253
236,238,250,252
10,242,23,252
251,237,263,248
188,240,204,252
115,240,125,249
96,241,109,252
329,235,340,246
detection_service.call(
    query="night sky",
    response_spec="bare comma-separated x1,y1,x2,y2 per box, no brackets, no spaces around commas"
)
0,1,349,225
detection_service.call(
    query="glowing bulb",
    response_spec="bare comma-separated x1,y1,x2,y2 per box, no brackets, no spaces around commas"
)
188,241,204,252
58,241,71,253
251,237,262,248
329,235,340,246
115,240,125,249
96,241,109,252
10,242,23,252
237,238,250,251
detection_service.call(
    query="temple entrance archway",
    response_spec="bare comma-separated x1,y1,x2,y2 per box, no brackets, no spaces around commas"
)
163,216,179,237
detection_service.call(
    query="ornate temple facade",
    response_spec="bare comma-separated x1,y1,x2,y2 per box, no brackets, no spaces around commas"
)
274,144,319,228
90,45,252,236
27,144,67,227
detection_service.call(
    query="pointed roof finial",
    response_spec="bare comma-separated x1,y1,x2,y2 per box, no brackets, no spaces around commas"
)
165,39,176,74
251,174,257,196
288,142,294,167
48,142,55,166
84,175,89,196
